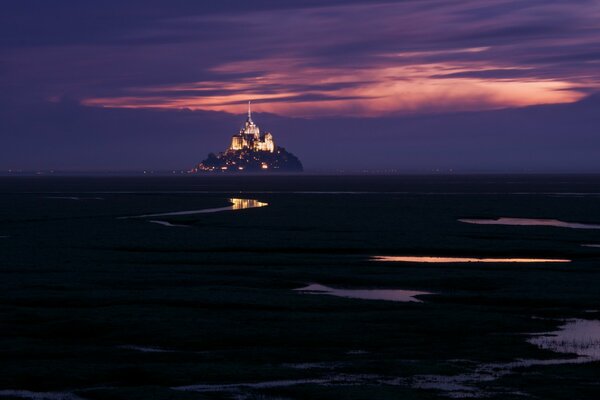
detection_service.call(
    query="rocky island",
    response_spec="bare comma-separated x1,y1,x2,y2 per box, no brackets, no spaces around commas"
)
193,102,303,172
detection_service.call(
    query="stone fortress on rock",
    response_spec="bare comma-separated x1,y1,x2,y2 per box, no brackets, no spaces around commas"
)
194,101,303,172
229,103,274,153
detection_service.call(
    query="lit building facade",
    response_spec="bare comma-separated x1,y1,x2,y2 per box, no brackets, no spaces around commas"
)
230,102,275,153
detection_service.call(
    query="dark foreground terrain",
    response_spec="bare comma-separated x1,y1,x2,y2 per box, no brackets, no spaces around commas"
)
1,175,599,399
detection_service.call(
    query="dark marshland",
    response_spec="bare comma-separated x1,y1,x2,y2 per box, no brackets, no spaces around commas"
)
1,175,599,399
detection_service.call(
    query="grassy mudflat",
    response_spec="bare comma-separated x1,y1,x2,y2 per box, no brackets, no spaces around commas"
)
1,176,600,399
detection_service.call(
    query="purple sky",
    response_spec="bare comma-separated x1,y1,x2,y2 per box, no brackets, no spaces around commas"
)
2,0,600,172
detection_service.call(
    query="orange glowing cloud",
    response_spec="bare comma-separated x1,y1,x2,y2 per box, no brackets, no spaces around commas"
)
82,55,585,117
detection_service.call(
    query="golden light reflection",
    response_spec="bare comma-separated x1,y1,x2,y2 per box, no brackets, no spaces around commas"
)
119,198,268,219
372,256,571,263
230,198,268,210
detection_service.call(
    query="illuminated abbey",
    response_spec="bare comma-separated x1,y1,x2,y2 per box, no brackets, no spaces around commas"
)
194,101,303,172
230,102,275,152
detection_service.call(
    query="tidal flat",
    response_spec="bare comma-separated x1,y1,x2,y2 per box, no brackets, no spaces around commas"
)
1,175,600,399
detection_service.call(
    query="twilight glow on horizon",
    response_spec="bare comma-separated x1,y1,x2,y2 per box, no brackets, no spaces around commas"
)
77,1,598,117
7,0,600,117
2,0,600,171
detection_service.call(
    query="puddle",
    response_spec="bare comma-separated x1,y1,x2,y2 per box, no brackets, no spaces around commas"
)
147,220,188,228
174,378,334,392
372,256,570,263
411,319,600,397
295,283,431,303
0,390,86,400
411,356,591,398
44,196,103,201
120,198,268,219
118,344,175,353
346,350,369,355
282,362,345,370
459,217,600,230
173,374,383,393
169,319,600,398
528,319,600,359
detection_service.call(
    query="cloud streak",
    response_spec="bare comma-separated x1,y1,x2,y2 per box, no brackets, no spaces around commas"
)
2,0,600,117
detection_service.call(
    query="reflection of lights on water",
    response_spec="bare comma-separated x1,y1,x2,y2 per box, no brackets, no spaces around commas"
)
120,198,268,219
372,256,571,263
230,198,268,210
